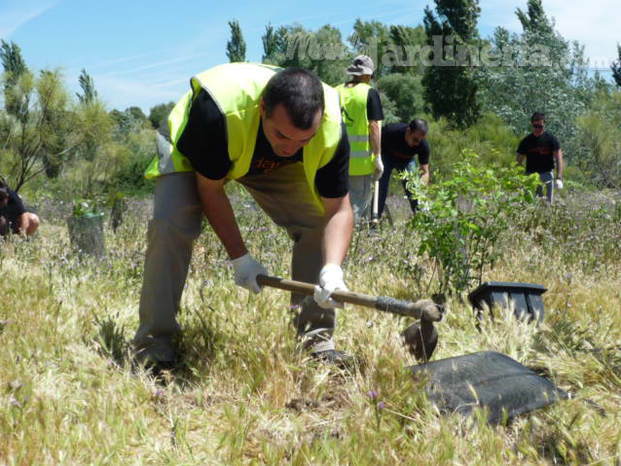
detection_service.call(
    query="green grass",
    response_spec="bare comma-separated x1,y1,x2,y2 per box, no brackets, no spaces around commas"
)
1,189,620,464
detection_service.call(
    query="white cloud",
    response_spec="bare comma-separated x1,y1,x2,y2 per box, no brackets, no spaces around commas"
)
480,0,620,69
100,52,213,78
0,0,58,39
89,74,181,111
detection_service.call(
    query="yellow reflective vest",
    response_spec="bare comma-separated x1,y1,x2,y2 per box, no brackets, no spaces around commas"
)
145,63,343,210
336,82,375,176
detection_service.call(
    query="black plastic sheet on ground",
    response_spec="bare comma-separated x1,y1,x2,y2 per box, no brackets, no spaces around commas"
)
410,351,568,424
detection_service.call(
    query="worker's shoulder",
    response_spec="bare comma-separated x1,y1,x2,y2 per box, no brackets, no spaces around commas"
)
383,122,408,133
542,131,559,143
191,63,280,93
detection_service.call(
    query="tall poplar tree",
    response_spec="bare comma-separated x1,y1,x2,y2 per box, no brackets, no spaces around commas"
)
422,0,481,128
226,20,247,63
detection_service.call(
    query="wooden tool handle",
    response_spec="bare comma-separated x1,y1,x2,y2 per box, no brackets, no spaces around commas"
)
257,274,376,306
256,275,443,321
372,180,380,221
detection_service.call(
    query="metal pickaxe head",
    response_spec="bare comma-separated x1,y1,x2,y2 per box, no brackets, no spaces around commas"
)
402,295,446,363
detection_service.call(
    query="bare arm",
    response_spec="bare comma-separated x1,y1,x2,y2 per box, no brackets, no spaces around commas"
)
368,120,381,156
321,194,354,265
195,173,247,260
419,163,430,185
516,153,526,166
554,149,564,179
17,213,29,237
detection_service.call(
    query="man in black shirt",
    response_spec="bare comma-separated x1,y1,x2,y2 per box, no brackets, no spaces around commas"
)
516,112,564,203
377,119,431,218
0,181,40,237
134,65,354,369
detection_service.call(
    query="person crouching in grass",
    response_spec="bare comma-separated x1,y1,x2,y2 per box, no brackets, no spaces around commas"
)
0,181,40,237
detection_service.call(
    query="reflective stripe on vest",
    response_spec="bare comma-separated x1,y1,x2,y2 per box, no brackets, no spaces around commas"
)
336,82,374,176
145,63,343,211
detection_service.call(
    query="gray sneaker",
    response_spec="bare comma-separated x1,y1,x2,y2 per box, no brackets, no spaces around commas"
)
133,337,177,372
311,349,355,369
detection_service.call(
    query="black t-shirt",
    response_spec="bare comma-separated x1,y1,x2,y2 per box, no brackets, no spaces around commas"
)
517,131,560,174
366,88,384,121
0,189,26,223
381,123,430,165
176,89,349,198
0,189,26,234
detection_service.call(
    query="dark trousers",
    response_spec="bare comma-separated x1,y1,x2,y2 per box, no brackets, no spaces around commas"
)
377,154,419,218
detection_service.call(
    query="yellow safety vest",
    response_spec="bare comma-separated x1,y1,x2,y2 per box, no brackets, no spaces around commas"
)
145,63,343,210
336,82,375,176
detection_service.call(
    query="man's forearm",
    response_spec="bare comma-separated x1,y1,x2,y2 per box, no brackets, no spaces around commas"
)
555,150,564,179
322,196,353,265
369,120,381,156
195,176,247,259
516,153,525,166
419,164,430,185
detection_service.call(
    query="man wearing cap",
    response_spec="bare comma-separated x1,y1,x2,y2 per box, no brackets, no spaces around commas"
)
133,63,355,370
336,55,384,222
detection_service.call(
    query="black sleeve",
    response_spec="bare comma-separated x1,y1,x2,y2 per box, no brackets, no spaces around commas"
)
517,136,528,155
315,123,350,198
8,190,25,217
176,89,232,180
549,134,560,152
417,139,430,165
366,88,384,121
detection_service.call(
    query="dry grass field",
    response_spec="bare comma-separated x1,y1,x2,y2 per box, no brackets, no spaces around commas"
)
1,190,620,464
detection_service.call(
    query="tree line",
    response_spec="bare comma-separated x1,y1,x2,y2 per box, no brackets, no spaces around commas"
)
1,0,620,198
226,0,621,187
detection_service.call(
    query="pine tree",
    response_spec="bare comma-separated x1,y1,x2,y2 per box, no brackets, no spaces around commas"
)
262,23,278,64
76,69,97,104
516,0,553,37
0,40,28,86
422,0,481,128
0,40,30,118
226,20,246,63
612,44,621,88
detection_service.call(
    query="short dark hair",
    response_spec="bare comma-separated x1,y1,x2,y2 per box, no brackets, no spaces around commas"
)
531,112,546,122
263,67,324,130
409,118,428,134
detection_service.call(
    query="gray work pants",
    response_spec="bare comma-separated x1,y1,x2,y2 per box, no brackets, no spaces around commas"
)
133,165,336,361
348,174,373,223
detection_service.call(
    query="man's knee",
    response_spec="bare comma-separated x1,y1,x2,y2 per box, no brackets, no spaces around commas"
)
0,216,7,236
23,213,40,235
152,174,202,239
147,216,201,248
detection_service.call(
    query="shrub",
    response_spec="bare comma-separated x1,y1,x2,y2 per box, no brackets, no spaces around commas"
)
403,149,539,293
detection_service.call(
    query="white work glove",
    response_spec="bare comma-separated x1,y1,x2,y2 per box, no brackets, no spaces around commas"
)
373,154,384,181
231,253,268,294
313,263,348,309
555,178,564,190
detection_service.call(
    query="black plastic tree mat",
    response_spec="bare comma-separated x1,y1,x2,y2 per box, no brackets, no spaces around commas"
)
409,351,569,424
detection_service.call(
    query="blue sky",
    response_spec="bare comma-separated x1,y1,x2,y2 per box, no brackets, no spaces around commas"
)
1,0,618,112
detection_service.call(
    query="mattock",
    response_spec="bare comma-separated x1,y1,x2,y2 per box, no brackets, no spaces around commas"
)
256,275,445,362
